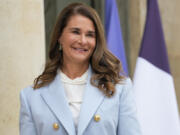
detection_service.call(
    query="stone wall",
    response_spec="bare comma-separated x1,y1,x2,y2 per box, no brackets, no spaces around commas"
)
0,0,45,134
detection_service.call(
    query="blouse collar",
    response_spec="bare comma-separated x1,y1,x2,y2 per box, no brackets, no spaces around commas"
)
59,69,88,85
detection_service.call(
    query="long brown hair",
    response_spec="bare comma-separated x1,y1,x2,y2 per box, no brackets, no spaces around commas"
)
34,2,125,97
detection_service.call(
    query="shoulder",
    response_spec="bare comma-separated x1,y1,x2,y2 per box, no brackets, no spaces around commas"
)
20,86,34,95
116,77,132,91
20,85,43,95
115,77,133,99
120,77,132,86
20,85,47,102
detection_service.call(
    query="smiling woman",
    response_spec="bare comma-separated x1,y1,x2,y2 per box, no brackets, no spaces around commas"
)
33,2,123,96
19,2,142,135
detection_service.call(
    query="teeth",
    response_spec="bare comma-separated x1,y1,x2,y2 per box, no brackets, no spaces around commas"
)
74,48,87,51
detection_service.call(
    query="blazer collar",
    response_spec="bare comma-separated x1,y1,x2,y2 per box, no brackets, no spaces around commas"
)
40,74,76,135
77,68,105,135
40,67,105,135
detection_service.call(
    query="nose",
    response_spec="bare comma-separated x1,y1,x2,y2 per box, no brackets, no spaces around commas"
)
79,34,87,45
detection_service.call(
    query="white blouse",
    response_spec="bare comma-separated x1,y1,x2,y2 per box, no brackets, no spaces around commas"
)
59,70,88,128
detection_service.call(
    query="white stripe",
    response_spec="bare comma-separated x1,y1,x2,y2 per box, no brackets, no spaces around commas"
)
133,57,180,135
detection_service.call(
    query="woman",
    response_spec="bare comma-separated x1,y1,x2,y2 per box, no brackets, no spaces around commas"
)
20,2,141,135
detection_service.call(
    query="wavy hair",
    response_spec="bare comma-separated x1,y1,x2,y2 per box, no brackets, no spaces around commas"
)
34,2,125,97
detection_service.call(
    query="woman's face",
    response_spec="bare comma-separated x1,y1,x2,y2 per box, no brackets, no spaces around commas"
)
59,15,96,65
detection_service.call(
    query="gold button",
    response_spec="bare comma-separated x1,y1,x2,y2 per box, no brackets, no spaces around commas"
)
94,114,101,122
53,123,59,130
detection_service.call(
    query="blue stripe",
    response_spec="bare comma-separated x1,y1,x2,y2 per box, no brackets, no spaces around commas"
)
139,0,170,74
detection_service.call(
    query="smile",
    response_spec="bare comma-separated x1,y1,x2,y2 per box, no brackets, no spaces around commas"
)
72,47,88,52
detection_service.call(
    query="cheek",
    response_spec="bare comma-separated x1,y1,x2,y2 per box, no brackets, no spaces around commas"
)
61,33,76,45
91,44,96,51
89,39,96,49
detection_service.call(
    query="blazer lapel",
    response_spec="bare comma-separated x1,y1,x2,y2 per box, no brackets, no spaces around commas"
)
77,69,105,135
40,74,76,135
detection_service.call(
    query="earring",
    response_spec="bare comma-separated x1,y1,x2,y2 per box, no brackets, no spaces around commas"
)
59,43,62,51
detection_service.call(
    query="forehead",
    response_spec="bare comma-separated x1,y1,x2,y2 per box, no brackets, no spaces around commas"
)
65,15,95,30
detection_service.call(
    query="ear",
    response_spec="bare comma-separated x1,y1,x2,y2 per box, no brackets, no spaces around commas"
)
58,35,64,47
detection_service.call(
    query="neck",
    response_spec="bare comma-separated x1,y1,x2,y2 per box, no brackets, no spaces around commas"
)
61,62,89,79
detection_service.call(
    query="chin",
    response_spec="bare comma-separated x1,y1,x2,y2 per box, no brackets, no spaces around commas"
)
72,57,90,64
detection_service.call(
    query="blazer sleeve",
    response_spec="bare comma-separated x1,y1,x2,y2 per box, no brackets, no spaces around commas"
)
19,89,37,135
117,78,142,135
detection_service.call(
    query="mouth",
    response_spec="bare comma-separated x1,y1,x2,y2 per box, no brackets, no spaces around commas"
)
72,47,88,52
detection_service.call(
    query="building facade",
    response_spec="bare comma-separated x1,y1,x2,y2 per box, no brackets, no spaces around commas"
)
0,0,179,134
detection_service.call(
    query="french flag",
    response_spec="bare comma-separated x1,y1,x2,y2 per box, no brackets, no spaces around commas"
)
133,0,180,135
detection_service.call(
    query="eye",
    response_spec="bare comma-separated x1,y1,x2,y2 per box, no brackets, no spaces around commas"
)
86,33,95,38
72,30,80,34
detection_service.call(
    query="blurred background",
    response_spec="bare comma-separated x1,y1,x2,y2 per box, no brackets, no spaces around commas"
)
0,0,180,134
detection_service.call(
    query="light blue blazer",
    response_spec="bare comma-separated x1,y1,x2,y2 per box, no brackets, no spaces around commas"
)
19,69,141,135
